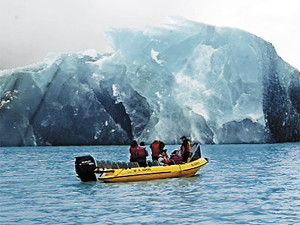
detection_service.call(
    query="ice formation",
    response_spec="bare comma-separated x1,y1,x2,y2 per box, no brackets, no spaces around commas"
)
0,18,299,146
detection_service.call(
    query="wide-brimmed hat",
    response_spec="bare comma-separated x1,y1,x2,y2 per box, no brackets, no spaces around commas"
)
180,136,186,139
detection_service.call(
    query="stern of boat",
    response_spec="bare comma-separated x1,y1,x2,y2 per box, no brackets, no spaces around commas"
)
75,155,97,182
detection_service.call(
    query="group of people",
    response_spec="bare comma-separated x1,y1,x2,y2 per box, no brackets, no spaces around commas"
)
129,136,191,167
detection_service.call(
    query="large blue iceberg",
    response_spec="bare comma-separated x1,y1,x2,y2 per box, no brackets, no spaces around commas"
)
0,18,299,146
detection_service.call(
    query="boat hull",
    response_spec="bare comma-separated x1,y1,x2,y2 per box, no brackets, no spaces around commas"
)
97,158,208,182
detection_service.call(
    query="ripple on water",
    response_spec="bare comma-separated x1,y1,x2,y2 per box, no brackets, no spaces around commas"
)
0,144,300,224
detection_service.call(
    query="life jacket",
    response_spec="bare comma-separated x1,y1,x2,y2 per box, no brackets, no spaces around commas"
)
186,141,191,151
181,140,191,155
130,146,146,159
171,153,183,164
159,153,170,165
151,141,161,157
163,155,170,164
136,146,146,158
130,146,139,159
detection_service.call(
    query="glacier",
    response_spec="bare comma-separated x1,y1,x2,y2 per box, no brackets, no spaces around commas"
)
0,18,300,146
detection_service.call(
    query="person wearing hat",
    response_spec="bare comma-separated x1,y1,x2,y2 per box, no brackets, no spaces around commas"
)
180,136,191,163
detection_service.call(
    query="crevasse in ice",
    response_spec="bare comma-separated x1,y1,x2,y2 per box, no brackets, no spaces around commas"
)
0,18,299,146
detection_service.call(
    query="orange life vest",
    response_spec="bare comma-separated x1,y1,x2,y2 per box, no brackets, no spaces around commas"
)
151,141,161,157
130,146,146,158
162,154,170,164
130,146,138,159
181,140,191,155
136,146,146,157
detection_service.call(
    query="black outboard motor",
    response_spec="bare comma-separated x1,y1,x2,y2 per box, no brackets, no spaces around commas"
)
75,155,97,182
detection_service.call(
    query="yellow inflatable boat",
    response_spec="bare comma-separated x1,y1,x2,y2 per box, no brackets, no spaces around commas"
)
75,144,208,183
95,157,208,182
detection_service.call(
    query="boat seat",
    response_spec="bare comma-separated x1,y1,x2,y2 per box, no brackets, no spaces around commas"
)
128,162,139,168
117,162,129,169
147,160,160,167
147,161,153,167
97,160,130,169
97,160,113,169
96,160,106,168
151,160,160,166
111,162,119,169
133,162,140,167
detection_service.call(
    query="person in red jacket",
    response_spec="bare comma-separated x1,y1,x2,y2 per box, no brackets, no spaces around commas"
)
150,140,165,161
137,142,148,167
170,150,183,164
180,136,191,163
129,140,148,167
129,140,139,163
158,149,171,165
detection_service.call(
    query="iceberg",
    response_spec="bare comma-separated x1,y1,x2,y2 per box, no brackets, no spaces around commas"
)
0,18,299,146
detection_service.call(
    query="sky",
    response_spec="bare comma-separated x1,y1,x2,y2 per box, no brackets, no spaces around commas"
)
0,0,299,70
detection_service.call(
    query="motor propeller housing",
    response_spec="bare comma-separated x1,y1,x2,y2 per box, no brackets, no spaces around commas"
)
75,155,97,182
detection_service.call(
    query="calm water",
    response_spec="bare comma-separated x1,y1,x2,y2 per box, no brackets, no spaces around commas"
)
0,143,300,224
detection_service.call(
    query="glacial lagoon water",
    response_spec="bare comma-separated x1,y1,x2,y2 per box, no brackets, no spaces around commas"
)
0,143,299,224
